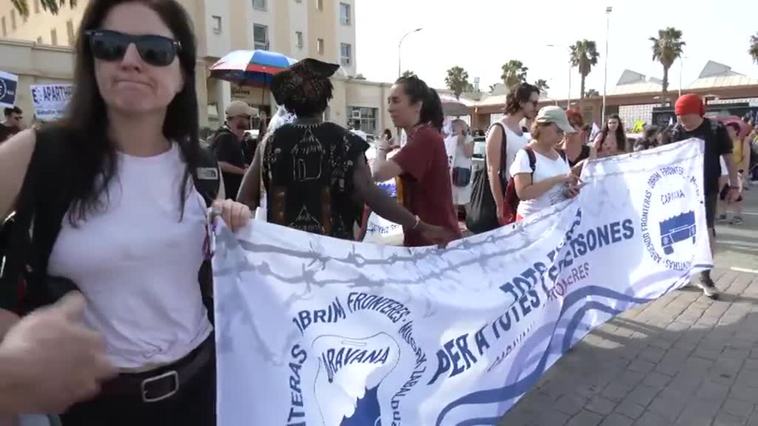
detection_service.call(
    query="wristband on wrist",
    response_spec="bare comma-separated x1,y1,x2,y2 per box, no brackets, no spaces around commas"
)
411,215,421,230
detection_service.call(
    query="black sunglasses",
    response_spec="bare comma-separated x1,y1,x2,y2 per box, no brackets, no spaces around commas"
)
85,29,182,67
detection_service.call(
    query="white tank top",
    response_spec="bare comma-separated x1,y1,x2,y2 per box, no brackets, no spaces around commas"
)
487,120,531,179
47,143,213,369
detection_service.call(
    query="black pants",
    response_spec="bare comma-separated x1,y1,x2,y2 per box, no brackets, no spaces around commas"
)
60,349,215,426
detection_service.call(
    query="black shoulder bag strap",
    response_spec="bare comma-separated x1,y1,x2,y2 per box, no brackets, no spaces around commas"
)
489,122,508,194
524,146,538,179
194,146,221,206
192,145,221,323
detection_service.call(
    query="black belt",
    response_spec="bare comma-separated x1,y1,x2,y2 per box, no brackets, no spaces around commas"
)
100,336,214,403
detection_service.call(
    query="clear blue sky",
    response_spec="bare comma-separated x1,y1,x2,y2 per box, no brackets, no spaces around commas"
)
355,0,758,97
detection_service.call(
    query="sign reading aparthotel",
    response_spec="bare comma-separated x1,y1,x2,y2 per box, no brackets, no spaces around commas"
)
30,83,73,121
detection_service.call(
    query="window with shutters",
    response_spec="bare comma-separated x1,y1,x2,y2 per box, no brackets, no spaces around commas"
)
253,24,269,50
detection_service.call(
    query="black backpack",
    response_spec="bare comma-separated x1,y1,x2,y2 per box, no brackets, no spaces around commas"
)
209,126,232,147
0,126,220,315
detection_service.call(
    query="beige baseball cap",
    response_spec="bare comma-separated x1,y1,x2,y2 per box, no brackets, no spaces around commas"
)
225,101,255,118
535,106,576,134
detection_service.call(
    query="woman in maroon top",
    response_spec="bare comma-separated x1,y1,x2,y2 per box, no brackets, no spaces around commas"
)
373,76,461,247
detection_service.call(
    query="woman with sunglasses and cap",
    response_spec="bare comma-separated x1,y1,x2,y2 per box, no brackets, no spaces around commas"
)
0,0,251,424
237,58,454,246
510,107,585,220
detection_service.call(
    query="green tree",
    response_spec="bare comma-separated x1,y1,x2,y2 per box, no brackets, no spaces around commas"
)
585,89,600,97
750,33,758,64
534,79,550,93
11,0,76,16
401,70,417,79
570,40,599,99
650,27,686,95
445,66,470,99
500,60,528,89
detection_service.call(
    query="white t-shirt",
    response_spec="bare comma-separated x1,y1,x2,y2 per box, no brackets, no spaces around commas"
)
453,136,474,169
443,135,475,170
487,121,530,179
444,135,458,169
48,143,213,369
509,148,571,218
448,135,474,205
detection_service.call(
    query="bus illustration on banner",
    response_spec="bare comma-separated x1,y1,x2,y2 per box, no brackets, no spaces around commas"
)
659,211,696,255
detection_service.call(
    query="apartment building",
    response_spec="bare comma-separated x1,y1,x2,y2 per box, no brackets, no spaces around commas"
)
0,0,84,47
0,0,393,133
203,0,358,126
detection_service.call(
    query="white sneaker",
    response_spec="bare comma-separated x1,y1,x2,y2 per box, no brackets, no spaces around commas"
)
696,279,720,299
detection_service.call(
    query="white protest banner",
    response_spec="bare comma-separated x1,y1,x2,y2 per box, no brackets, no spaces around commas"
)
30,84,73,121
363,180,404,245
213,140,711,425
0,71,19,109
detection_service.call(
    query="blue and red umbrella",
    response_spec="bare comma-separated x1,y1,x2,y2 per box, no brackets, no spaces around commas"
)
209,50,297,87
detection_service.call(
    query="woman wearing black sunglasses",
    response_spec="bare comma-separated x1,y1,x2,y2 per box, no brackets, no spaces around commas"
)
0,0,250,425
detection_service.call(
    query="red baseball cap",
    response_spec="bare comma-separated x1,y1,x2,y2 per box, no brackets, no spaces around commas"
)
675,94,705,117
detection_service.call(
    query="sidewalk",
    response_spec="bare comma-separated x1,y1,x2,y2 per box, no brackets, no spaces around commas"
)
499,186,758,426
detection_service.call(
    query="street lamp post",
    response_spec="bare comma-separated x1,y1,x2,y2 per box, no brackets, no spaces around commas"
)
547,44,572,109
678,56,688,98
398,28,423,78
568,63,572,109
602,6,612,126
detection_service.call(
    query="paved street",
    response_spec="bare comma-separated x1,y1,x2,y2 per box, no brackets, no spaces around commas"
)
500,184,758,426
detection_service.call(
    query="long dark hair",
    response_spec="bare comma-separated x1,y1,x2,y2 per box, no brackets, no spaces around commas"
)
395,76,444,132
505,83,540,115
598,113,627,152
63,0,200,222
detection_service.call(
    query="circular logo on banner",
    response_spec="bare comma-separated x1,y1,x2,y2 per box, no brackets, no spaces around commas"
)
640,165,702,271
0,80,6,100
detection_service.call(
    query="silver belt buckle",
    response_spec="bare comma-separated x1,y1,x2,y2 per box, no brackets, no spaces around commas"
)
141,370,179,403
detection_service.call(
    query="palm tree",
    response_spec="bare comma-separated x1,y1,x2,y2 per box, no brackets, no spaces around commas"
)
12,0,76,16
500,60,528,89
750,33,758,64
534,79,550,93
650,27,686,95
401,70,417,79
445,66,470,100
569,40,599,99
585,89,600,97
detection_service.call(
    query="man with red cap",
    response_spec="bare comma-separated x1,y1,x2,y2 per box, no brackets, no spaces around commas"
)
671,94,741,299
